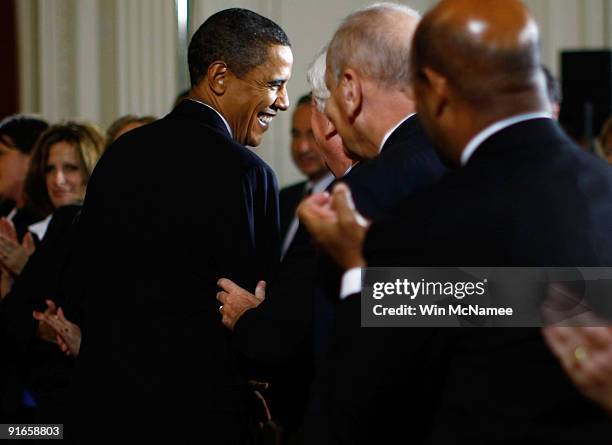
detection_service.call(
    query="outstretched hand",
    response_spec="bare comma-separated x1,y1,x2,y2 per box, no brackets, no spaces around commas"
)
216,279,266,331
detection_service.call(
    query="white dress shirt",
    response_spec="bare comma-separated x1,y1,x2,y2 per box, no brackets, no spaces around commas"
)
281,173,335,259
28,214,53,241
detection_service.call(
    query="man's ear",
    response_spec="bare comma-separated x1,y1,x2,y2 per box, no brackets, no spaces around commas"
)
339,68,363,122
207,61,229,95
421,67,449,118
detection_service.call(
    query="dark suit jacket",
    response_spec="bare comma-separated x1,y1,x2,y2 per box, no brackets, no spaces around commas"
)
344,114,448,218
13,206,47,242
279,181,307,242
322,118,612,444
233,115,445,439
66,100,280,442
311,115,447,354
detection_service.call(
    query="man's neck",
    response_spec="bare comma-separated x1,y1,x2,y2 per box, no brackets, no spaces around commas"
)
362,87,416,157
187,88,233,138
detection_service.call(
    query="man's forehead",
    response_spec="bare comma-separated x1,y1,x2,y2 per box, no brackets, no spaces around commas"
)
253,45,292,78
292,103,312,122
267,44,292,65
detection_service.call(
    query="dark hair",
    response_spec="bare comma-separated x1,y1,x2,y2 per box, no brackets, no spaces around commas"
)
0,114,49,155
296,94,312,108
188,8,290,86
542,65,562,105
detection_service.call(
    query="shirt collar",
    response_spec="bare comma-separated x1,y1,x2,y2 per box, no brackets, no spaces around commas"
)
342,162,359,177
379,113,416,152
460,112,552,166
187,99,233,138
307,173,335,194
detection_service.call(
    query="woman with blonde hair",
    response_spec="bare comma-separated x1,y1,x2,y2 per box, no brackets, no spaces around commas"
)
0,121,106,421
0,121,105,291
26,121,105,218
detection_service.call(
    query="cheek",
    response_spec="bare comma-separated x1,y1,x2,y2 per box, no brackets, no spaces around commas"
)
75,173,87,189
65,172,86,189
290,141,300,156
327,102,344,129
0,159,15,178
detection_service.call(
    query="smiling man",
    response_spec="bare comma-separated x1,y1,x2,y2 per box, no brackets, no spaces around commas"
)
64,8,291,444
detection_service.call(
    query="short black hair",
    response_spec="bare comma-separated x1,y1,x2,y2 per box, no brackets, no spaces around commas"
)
296,94,312,108
188,8,291,86
0,114,49,155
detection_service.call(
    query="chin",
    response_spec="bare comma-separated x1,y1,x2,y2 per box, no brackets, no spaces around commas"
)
51,196,77,208
247,136,264,147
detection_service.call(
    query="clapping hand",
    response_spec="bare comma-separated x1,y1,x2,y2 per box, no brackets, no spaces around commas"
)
543,326,612,416
33,300,82,357
297,182,370,270
0,217,35,276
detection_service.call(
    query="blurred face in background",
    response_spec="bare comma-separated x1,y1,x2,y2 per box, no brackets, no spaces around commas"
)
602,131,612,165
113,122,145,141
605,145,612,165
0,137,30,203
45,141,88,208
291,103,328,180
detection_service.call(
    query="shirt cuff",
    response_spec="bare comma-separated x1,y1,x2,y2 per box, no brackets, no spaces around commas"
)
340,267,362,300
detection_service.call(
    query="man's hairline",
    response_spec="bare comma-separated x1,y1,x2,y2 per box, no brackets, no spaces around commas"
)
192,42,292,86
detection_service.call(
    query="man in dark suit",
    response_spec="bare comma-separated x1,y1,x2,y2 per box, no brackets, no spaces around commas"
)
279,94,332,256
215,49,351,438
217,5,445,440
65,9,291,443
299,0,612,443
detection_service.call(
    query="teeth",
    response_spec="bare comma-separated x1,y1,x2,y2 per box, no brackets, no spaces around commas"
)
258,114,273,125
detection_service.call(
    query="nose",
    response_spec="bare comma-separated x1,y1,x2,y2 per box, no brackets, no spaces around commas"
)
274,84,290,111
295,136,310,153
52,170,67,186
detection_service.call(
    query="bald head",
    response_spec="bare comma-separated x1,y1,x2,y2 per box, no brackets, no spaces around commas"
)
412,0,544,111
408,0,549,165
328,2,420,88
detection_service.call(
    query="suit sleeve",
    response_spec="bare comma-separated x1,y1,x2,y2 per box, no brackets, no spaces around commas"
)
210,162,280,294
232,232,315,364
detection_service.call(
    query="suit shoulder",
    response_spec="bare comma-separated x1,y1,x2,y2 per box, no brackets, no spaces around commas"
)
280,181,307,197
